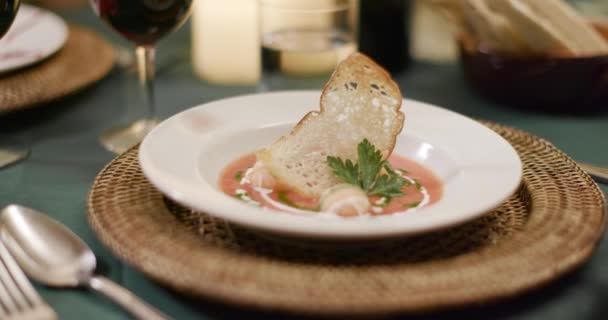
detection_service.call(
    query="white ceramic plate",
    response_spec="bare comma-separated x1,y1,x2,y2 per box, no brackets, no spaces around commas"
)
0,5,68,74
140,91,522,240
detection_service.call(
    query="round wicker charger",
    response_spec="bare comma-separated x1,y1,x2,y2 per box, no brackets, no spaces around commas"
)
0,25,114,115
88,122,606,316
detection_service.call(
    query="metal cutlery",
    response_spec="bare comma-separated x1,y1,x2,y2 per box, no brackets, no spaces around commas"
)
0,204,170,320
0,240,56,320
578,162,608,184
0,147,29,169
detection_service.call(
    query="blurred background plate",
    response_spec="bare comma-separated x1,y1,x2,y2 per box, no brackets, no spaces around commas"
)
0,26,114,115
0,4,68,74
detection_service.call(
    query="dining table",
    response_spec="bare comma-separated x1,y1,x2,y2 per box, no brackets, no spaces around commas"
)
1,7,608,320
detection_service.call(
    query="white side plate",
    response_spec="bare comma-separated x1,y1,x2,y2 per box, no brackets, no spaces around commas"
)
0,5,68,74
139,91,522,241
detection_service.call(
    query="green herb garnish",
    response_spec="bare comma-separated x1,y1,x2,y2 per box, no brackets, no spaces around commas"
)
404,201,421,209
369,175,407,198
374,197,390,207
278,191,298,208
234,170,244,181
277,191,316,211
234,190,261,206
327,139,407,200
413,179,423,191
326,157,359,186
357,139,385,190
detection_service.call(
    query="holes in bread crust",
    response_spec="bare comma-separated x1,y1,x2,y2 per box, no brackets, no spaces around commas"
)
370,83,389,96
344,82,358,91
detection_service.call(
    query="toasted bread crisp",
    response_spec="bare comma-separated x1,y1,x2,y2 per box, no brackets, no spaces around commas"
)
522,0,608,55
491,0,578,54
433,0,608,56
460,0,528,52
258,53,404,197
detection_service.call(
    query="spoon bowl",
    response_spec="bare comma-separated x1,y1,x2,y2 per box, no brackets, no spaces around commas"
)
0,204,169,320
0,205,96,287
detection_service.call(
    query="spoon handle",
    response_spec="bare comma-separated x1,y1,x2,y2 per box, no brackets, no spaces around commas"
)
578,162,608,184
88,275,170,320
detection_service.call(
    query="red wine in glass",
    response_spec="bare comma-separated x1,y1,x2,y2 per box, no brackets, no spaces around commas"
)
0,0,20,37
91,0,192,45
89,0,193,153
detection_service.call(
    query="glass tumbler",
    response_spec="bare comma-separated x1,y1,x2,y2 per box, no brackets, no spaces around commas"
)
259,0,358,91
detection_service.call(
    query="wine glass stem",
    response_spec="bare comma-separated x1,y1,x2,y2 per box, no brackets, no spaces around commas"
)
135,46,156,120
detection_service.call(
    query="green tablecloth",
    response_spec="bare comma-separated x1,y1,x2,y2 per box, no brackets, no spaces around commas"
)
1,9,607,320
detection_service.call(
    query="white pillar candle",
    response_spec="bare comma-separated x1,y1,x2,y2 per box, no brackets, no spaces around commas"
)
410,0,457,63
191,0,260,85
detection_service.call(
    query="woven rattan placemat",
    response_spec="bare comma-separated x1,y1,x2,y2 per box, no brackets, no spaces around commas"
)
88,122,606,316
0,25,114,115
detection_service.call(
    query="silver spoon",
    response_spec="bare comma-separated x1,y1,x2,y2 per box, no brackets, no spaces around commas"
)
578,162,608,184
0,204,170,320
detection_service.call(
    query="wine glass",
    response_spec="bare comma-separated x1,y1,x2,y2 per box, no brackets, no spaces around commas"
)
0,1,19,36
89,0,194,154
0,0,27,170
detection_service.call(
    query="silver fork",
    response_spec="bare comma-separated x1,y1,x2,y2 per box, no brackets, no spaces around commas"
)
0,240,57,320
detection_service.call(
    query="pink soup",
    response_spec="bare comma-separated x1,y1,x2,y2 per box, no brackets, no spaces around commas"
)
219,153,443,216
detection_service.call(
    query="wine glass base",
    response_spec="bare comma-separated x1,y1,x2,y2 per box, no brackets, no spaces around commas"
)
0,146,30,169
99,119,158,154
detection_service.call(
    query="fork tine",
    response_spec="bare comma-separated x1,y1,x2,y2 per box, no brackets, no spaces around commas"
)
0,240,42,307
0,251,21,314
0,276,12,316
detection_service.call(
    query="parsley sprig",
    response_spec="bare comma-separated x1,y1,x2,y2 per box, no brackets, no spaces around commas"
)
327,139,407,200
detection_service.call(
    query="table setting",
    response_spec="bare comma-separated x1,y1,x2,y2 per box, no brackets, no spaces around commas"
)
1,0,608,319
